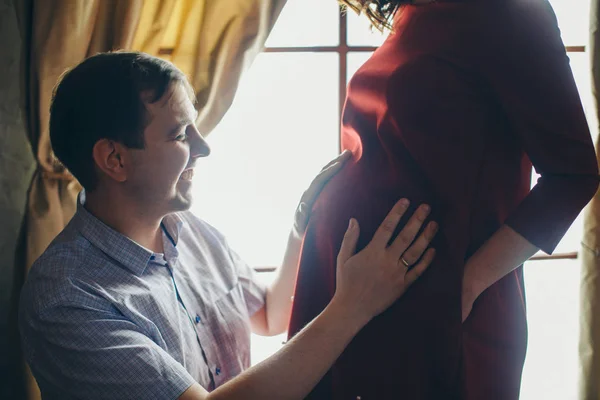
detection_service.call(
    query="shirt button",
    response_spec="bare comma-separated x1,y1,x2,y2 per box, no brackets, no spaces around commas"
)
150,255,155,260
215,367,221,376
195,315,201,324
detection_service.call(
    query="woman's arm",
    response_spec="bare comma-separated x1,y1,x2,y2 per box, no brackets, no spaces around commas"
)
181,198,437,399
461,225,538,321
461,0,599,319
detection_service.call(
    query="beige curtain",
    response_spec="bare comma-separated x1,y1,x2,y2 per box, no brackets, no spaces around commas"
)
580,0,600,398
131,0,286,134
9,0,286,399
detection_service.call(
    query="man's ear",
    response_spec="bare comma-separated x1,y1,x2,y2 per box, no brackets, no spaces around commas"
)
92,139,128,183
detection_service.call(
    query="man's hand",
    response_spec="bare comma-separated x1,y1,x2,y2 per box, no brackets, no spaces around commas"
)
331,199,438,324
292,150,352,238
183,199,438,400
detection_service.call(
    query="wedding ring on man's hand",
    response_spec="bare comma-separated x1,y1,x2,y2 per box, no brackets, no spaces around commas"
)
400,256,410,268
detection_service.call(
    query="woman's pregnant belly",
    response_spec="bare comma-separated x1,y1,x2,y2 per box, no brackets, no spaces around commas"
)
290,159,468,397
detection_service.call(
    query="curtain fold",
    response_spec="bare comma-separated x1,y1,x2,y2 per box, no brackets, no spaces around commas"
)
131,0,286,134
580,0,600,399
9,0,287,398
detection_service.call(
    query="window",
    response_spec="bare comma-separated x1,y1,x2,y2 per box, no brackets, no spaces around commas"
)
190,1,593,397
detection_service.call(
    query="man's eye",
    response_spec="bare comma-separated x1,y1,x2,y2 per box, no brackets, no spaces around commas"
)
175,132,188,141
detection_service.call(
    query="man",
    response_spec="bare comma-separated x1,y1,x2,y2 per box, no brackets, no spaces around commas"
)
19,52,438,399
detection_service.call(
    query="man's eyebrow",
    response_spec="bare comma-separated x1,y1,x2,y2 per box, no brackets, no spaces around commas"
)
168,112,198,136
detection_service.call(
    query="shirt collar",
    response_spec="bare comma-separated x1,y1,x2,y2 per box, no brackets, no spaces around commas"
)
162,212,184,247
73,191,184,276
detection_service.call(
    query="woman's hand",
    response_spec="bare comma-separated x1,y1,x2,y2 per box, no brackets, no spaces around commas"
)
460,225,540,322
461,291,476,323
332,199,438,324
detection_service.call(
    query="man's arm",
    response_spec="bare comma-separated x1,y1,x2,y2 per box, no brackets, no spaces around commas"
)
182,198,437,399
251,151,352,336
250,229,303,335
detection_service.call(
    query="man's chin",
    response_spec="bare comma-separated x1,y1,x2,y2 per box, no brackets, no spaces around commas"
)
169,193,194,213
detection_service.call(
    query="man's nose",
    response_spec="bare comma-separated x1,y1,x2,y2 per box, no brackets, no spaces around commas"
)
190,126,211,158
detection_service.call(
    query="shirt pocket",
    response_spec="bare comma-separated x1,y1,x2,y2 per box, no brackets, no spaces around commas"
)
209,281,252,382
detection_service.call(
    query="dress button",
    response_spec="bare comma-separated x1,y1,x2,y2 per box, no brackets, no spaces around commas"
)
195,315,201,324
215,367,221,376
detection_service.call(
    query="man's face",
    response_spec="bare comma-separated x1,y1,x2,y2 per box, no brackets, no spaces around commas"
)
125,82,210,216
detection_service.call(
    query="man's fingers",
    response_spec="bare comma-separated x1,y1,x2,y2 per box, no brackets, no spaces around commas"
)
300,151,351,205
404,248,436,287
388,204,431,257
400,221,438,266
320,149,351,172
337,218,360,266
370,199,410,248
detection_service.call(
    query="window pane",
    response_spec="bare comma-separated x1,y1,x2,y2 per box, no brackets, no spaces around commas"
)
266,0,340,47
548,0,590,46
521,259,581,400
191,53,339,267
569,52,594,123
347,51,374,85
347,11,388,47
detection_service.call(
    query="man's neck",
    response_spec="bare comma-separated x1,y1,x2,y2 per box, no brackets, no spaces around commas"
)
84,188,165,253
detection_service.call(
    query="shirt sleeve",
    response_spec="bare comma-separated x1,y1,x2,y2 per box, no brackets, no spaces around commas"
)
227,246,268,316
475,0,599,254
21,300,196,400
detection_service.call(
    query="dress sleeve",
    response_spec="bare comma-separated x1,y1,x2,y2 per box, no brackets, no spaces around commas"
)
21,301,196,400
475,0,599,254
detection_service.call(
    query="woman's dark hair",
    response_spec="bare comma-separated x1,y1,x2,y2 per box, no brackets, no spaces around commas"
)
340,1,413,31
49,51,194,191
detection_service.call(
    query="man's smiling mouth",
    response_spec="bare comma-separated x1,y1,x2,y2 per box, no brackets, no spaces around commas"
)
180,169,194,181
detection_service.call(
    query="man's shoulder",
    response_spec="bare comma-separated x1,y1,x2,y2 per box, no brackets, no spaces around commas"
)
31,219,95,270
21,225,103,317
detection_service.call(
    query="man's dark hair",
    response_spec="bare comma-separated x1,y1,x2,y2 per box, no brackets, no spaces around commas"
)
49,51,195,191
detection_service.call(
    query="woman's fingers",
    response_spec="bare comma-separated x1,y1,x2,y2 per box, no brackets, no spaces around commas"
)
319,149,351,172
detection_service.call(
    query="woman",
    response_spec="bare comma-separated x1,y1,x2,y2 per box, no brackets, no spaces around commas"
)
288,0,599,399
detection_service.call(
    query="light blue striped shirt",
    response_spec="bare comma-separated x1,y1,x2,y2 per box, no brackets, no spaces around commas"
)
19,194,266,399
